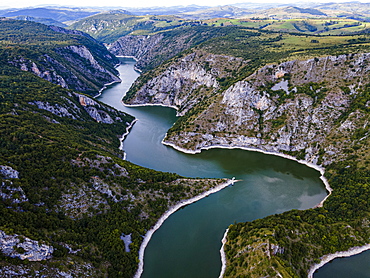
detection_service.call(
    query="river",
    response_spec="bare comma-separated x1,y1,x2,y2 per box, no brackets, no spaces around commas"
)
97,58,369,278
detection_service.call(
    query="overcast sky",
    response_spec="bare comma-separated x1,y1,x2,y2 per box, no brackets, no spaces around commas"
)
1,0,368,9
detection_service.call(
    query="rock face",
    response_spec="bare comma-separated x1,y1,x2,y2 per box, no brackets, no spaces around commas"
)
76,93,130,123
126,52,370,166
10,45,120,94
126,50,246,115
109,34,164,70
109,35,163,59
120,233,132,252
0,166,28,203
29,92,131,125
0,230,53,261
0,166,19,179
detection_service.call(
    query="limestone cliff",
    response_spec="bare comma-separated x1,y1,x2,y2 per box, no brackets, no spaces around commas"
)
0,166,28,204
125,50,246,115
108,34,164,70
9,44,120,94
125,51,370,167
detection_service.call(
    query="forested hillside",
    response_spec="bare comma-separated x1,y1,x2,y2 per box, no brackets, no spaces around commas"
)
0,19,120,95
0,20,228,277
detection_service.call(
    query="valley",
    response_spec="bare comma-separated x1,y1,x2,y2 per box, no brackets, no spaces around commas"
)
0,2,369,277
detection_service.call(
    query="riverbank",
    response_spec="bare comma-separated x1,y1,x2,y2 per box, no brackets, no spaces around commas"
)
94,80,122,98
119,119,138,160
134,179,237,278
308,244,370,278
218,228,229,278
116,55,138,61
123,102,180,114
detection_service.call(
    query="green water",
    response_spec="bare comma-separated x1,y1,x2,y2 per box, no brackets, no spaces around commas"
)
98,58,367,278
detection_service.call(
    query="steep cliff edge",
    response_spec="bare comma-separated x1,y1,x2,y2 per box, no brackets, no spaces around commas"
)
0,19,120,95
125,50,246,115
108,34,164,71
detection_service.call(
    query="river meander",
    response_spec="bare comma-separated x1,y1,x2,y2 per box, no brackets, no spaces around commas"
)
98,58,369,278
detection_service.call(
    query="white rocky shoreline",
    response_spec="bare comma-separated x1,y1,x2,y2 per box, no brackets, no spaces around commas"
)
161,140,333,205
307,244,370,278
119,119,138,161
133,179,237,278
218,228,229,278
123,102,180,113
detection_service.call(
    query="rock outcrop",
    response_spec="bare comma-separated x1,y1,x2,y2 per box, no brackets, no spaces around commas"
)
126,50,246,115
10,44,120,94
0,166,19,179
0,230,53,261
109,34,164,70
29,92,132,125
0,166,28,203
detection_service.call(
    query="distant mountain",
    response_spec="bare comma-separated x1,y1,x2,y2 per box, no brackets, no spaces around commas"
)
106,9,132,15
0,7,100,23
314,1,370,11
283,6,327,16
69,12,201,43
241,5,327,20
312,2,370,20
179,5,255,19
12,15,67,27
127,5,209,16
231,2,291,10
